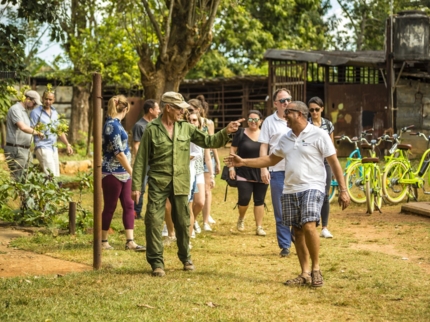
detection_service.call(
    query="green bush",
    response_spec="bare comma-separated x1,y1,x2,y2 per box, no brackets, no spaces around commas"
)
0,165,93,233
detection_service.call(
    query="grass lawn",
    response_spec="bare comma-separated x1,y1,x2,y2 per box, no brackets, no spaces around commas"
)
1,148,430,321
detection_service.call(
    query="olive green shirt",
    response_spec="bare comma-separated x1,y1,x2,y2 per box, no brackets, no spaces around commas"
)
132,117,229,195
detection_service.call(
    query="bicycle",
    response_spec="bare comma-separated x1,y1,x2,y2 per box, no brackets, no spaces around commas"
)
345,137,384,213
330,129,374,203
380,125,416,204
382,131,430,203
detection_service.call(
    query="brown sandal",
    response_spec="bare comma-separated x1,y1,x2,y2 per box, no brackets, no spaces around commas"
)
311,270,324,287
284,274,311,286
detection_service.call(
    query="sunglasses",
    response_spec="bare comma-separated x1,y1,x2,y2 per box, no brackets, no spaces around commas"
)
309,108,321,113
248,118,260,123
284,108,301,115
277,97,292,104
188,108,195,112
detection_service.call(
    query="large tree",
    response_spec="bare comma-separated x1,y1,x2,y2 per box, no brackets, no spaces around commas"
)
118,0,221,100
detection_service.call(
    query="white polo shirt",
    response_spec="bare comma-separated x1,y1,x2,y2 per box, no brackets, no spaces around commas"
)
273,123,336,194
258,111,290,172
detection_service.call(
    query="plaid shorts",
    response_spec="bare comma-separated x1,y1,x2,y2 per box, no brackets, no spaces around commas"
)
281,189,325,228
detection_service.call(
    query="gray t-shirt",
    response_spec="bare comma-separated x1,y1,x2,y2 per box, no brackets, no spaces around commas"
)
132,117,149,142
6,102,32,146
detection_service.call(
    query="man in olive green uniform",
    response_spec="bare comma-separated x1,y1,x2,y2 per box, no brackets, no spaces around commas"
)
132,91,243,277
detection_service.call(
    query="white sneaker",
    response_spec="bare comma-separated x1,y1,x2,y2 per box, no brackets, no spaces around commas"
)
191,229,196,238
320,228,333,238
194,221,201,234
208,215,216,224
203,223,212,231
162,224,168,237
256,226,266,236
237,219,245,232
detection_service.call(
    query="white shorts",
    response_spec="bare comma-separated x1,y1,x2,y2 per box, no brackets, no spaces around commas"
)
35,147,60,177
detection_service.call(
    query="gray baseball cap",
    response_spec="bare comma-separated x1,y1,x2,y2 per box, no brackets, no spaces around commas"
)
25,90,42,106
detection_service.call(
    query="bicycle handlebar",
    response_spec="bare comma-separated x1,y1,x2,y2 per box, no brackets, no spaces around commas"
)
409,132,430,142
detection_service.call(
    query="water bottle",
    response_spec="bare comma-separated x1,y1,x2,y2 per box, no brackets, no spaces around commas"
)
419,159,430,177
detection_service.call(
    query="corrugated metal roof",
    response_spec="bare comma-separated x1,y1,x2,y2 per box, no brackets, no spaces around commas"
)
182,75,268,85
264,49,386,67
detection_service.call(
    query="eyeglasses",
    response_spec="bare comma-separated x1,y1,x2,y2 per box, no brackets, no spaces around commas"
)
189,118,198,122
248,118,260,123
284,108,301,115
188,108,195,112
277,97,292,104
309,108,321,113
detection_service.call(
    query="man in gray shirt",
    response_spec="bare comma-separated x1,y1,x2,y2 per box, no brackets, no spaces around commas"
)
132,99,160,219
5,90,44,181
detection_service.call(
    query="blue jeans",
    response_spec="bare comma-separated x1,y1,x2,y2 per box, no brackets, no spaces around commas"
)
270,171,292,249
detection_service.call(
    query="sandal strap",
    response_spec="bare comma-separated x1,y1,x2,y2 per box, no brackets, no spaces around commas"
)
126,239,134,243
284,274,311,286
311,270,324,287
102,240,108,243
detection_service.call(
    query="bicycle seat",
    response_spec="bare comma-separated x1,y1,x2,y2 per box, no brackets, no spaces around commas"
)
361,157,379,163
397,144,412,150
361,144,372,149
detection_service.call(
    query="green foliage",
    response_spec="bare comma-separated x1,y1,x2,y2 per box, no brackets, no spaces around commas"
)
0,165,93,233
327,0,430,50
51,17,141,88
188,0,329,78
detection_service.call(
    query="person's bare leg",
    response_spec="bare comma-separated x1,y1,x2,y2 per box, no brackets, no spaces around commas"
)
203,172,213,224
253,205,264,227
302,221,320,271
165,199,175,238
193,183,205,223
294,227,311,276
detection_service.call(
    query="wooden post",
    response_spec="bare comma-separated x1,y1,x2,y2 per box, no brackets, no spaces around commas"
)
93,73,102,270
68,202,76,235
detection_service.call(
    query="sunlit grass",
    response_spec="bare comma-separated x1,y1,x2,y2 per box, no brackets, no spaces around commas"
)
1,148,430,320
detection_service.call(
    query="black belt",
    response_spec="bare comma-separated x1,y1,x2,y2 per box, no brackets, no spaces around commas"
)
6,142,30,149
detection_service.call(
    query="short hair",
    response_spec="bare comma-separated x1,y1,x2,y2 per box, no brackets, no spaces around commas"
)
247,109,263,119
107,95,129,117
272,88,291,102
143,99,157,115
308,96,324,108
289,101,308,117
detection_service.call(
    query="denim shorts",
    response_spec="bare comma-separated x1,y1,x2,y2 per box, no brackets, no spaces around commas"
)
281,189,325,228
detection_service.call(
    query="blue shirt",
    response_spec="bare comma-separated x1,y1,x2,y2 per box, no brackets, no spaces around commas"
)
102,117,131,182
30,105,60,151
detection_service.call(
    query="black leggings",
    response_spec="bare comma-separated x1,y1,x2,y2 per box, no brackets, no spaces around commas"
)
237,181,269,207
321,162,331,227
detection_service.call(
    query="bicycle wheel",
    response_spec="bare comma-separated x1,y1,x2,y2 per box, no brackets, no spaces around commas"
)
365,167,382,214
382,161,409,204
345,162,366,204
374,166,383,211
328,178,337,203
365,175,374,214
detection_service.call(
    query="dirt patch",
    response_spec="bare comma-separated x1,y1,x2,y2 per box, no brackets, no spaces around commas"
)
0,227,91,278
340,209,430,274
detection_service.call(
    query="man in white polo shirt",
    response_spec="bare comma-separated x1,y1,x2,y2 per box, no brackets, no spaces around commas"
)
259,88,292,257
226,101,350,288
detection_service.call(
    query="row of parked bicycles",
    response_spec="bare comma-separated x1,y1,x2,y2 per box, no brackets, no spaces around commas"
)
329,125,430,214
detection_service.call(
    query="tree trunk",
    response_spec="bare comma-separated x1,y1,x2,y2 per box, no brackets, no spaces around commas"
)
68,84,90,143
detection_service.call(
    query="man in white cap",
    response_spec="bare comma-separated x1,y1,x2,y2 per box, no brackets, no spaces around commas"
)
132,91,244,277
4,90,44,181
